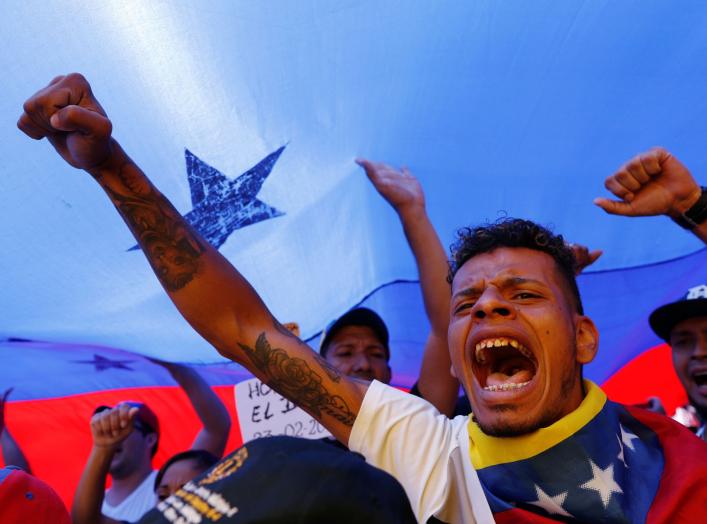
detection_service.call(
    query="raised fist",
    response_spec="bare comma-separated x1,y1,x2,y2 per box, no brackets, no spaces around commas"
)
18,73,113,170
89,403,138,450
594,147,702,218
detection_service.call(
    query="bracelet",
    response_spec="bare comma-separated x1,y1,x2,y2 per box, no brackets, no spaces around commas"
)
673,186,707,229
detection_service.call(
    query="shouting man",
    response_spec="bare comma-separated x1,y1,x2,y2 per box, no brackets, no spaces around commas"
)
19,74,707,523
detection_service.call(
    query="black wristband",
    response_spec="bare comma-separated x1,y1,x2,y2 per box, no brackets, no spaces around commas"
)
673,186,707,229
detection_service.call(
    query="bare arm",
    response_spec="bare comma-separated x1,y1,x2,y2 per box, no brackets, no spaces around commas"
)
19,74,367,445
1,431,31,473
72,405,134,524
0,389,31,473
594,147,707,243
156,361,231,457
357,160,457,416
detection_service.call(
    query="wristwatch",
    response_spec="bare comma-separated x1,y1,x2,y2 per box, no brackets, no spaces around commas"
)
673,186,707,229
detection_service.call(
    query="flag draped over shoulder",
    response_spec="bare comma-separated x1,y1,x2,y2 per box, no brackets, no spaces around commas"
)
470,383,707,522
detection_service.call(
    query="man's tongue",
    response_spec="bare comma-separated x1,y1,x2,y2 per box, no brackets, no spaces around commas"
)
486,356,534,387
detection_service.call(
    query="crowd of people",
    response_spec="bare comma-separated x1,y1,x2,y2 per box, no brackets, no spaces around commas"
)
2,72,706,523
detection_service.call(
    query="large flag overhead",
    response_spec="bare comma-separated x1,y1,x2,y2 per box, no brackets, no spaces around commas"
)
1,0,706,501
3,0,706,361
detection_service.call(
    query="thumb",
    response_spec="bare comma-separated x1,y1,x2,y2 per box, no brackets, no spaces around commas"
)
50,105,111,137
587,249,603,265
593,197,635,216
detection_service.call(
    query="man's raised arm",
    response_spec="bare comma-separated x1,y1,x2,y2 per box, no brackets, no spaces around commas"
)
18,73,367,444
356,159,459,416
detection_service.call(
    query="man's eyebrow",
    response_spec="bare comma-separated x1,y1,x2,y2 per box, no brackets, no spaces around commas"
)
452,286,483,300
670,330,695,338
501,276,547,288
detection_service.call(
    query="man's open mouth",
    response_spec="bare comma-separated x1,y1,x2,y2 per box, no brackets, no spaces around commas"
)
692,370,707,392
473,336,537,392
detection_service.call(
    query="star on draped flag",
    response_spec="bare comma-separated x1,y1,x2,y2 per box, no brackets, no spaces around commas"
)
580,459,623,509
129,146,285,251
527,485,573,518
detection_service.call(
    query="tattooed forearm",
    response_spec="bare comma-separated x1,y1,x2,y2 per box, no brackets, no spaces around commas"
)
98,159,205,292
272,319,342,383
239,333,355,426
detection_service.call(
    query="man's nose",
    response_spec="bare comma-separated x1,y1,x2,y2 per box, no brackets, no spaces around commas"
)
471,288,514,320
693,335,707,358
353,353,373,370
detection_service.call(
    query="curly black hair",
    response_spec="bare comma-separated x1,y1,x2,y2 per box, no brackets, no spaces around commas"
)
448,218,583,314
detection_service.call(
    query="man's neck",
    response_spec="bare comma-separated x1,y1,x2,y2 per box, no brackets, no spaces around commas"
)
105,461,154,505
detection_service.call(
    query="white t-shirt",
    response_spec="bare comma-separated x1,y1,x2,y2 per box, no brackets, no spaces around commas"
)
102,470,158,522
349,381,493,524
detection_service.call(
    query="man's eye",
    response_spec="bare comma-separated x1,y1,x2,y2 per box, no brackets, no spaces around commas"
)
514,292,538,300
671,338,693,349
454,302,475,313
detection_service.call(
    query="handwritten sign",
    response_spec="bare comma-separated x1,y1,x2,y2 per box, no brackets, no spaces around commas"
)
234,377,332,441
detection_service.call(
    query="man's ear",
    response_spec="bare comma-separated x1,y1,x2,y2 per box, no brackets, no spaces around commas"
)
146,432,158,451
575,315,599,364
450,364,458,379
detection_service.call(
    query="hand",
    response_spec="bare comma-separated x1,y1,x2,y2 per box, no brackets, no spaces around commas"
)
567,243,602,275
18,73,114,170
89,404,138,450
0,388,13,434
356,159,425,215
594,147,702,218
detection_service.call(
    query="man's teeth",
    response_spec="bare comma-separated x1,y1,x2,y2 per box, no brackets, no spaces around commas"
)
474,337,533,363
483,380,531,392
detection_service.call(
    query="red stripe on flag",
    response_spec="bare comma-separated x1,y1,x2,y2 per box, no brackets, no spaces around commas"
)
601,343,687,416
1,385,243,510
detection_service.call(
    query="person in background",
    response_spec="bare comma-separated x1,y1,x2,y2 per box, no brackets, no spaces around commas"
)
648,284,707,440
72,404,219,524
319,307,392,385
74,360,231,522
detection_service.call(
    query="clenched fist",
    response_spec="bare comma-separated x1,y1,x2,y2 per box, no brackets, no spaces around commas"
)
18,73,114,170
594,147,702,219
90,403,138,450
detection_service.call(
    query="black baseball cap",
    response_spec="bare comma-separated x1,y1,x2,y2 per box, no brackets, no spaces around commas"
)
137,436,417,524
319,307,390,359
649,284,707,341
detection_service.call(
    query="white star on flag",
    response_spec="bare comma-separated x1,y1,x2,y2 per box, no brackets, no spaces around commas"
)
580,459,623,508
527,485,573,518
620,425,640,453
616,435,628,468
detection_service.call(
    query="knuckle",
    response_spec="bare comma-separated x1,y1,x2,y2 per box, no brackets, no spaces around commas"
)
650,146,667,155
22,99,37,114
65,72,88,86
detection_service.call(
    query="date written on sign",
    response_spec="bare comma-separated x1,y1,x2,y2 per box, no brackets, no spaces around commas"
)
234,377,332,442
